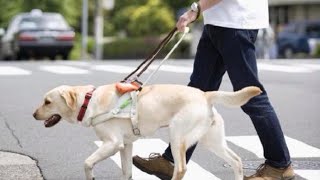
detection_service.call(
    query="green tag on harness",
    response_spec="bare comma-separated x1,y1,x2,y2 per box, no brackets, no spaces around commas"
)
120,98,132,109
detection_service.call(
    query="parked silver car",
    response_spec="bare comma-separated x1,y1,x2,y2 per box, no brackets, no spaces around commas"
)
0,9,75,60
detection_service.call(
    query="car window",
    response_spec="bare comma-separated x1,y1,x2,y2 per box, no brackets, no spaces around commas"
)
306,23,320,38
19,21,37,29
19,15,70,30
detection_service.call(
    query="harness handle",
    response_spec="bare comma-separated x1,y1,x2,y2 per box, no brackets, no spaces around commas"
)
123,27,177,82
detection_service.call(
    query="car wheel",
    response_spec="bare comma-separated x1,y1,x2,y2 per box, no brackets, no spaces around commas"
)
17,52,28,61
283,47,294,59
16,53,22,60
6,54,16,61
62,53,69,60
49,55,56,61
3,56,12,61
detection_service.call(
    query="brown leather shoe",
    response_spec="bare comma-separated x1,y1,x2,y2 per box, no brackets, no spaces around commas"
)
133,153,174,180
244,163,295,180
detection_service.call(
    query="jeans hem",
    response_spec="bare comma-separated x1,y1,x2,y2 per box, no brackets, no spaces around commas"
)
162,153,174,163
265,160,292,169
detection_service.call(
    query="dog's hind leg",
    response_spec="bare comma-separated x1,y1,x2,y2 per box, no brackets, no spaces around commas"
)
170,139,187,180
211,143,243,180
120,143,133,180
169,104,210,180
84,140,123,180
199,112,243,180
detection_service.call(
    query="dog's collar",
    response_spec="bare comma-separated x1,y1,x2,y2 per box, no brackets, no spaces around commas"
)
77,88,96,122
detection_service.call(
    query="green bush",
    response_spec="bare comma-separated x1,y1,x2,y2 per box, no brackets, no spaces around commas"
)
314,44,320,58
113,0,174,37
87,36,95,54
104,20,116,36
103,36,190,59
113,6,137,35
70,34,95,60
69,35,81,60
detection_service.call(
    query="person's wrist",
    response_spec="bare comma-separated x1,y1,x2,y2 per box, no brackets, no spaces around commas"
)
190,2,201,20
187,10,197,21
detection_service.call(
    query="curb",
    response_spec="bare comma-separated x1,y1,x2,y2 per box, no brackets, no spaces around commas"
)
0,151,43,180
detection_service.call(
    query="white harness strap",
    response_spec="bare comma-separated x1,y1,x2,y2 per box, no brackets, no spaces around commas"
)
130,91,140,135
89,91,141,136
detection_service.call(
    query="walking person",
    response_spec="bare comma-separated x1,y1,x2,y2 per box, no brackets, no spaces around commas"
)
133,0,295,179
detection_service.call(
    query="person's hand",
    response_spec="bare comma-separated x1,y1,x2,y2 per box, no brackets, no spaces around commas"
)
176,10,198,32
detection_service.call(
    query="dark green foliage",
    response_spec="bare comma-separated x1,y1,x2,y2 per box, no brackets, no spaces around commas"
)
0,0,191,59
0,0,190,36
0,0,81,29
103,36,190,59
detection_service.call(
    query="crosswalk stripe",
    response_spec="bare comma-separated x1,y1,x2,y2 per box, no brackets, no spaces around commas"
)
300,64,320,71
95,139,220,180
226,136,320,158
39,65,89,74
1,63,319,76
257,63,314,73
58,61,91,67
149,65,193,73
91,65,138,74
0,66,31,75
295,170,320,180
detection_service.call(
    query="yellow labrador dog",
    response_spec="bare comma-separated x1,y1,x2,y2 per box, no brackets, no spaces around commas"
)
33,83,261,180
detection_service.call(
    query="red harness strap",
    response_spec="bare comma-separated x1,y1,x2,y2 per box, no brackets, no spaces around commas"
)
77,88,96,122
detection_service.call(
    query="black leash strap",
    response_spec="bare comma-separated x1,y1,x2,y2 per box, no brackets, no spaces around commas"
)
122,27,177,82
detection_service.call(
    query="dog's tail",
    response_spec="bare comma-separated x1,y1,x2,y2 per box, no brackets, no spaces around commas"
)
205,86,262,107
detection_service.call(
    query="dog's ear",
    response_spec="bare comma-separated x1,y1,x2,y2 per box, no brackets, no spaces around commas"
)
60,87,77,110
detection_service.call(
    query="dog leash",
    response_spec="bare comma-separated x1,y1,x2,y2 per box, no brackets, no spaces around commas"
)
143,27,189,86
90,28,189,134
123,27,177,82
119,27,190,89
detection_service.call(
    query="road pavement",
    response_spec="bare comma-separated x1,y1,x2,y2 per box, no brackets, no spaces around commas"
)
0,151,43,180
0,59,319,180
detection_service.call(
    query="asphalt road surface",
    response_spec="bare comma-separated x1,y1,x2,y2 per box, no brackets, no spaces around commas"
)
0,59,319,180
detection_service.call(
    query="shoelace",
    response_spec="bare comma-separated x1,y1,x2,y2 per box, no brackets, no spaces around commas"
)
254,163,268,177
148,153,162,160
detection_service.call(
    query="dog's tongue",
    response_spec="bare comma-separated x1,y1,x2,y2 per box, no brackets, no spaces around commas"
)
44,115,61,128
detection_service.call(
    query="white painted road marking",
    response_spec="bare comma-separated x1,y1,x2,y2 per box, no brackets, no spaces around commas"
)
226,136,320,158
226,136,320,179
295,170,320,180
39,65,89,74
300,64,320,71
95,139,220,180
95,136,320,179
0,66,31,75
58,61,91,67
91,65,138,74
1,62,320,76
257,63,314,73
149,65,193,73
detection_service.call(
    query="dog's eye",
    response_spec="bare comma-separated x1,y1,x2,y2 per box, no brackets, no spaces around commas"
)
45,100,51,105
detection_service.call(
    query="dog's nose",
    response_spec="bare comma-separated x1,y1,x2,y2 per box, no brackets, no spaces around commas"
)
33,111,37,119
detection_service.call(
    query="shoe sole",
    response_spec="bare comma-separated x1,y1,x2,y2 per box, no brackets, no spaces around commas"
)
133,160,172,180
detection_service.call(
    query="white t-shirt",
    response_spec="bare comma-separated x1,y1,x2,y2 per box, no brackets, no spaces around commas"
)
203,0,269,29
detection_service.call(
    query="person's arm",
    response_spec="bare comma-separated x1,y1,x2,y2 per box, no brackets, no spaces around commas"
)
176,0,222,32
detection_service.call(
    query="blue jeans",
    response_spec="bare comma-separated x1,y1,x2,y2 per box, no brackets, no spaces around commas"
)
162,25,291,168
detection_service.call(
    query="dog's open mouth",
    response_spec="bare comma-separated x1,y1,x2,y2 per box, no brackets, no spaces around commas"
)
44,114,61,128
